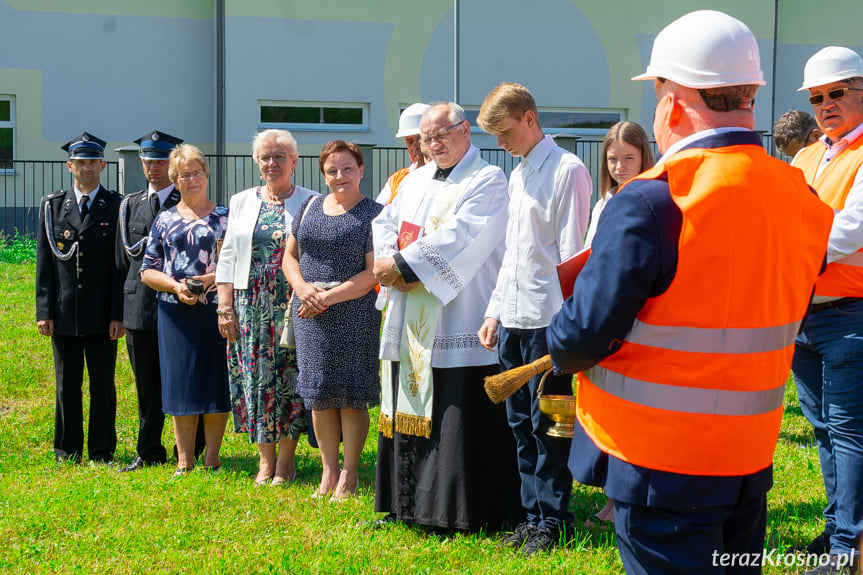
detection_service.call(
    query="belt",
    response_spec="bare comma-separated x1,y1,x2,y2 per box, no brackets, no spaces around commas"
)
810,297,861,313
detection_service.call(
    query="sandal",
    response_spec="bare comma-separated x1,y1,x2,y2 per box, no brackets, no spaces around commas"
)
254,472,274,487
330,478,360,502
271,469,297,487
172,467,192,479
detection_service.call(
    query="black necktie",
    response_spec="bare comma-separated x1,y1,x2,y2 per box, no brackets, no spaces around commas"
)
79,195,89,219
433,166,455,181
150,193,161,217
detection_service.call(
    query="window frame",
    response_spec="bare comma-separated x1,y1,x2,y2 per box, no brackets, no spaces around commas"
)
258,100,369,132
0,95,15,174
463,105,626,137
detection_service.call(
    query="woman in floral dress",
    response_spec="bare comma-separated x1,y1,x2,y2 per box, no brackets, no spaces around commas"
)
216,130,317,486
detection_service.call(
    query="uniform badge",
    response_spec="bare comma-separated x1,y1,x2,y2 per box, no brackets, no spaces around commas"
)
63,229,72,239
57,241,65,250
82,133,90,142
152,132,160,141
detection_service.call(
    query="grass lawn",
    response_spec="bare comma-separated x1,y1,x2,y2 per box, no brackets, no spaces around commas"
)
0,261,828,574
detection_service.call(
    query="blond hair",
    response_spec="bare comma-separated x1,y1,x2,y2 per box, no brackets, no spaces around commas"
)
477,82,538,134
168,144,209,184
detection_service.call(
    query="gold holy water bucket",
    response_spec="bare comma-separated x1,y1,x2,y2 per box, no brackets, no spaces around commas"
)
537,369,577,438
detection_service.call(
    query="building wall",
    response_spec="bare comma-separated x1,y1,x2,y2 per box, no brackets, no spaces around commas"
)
1,0,863,173
0,0,214,161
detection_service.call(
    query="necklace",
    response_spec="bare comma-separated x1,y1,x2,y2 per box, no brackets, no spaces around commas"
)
265,183,295,204
177,200,214,220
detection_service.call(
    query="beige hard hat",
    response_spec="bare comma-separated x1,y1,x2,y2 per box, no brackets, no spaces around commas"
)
632,10,765,88
396,103,431,138
799,46,863,91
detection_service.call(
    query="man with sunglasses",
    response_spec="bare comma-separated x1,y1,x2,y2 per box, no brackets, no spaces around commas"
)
790,46,863,574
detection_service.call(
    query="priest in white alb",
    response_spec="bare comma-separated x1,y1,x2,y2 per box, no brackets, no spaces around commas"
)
370,101,521,531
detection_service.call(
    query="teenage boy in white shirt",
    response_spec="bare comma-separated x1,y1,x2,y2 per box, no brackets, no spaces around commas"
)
477,82,592,554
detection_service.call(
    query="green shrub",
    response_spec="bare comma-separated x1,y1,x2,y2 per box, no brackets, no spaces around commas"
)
0,230,37,263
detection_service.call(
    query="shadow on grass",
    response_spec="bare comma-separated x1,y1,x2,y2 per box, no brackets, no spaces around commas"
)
400,514,617,553
779,403,817,446
766,499,827,550
778,426,817,447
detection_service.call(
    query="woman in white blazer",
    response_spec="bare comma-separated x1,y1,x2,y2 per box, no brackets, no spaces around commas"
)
216,129,318,486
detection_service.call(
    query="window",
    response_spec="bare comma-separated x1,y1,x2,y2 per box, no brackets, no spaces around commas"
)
464,107,624,137
0,96,13,170
259,101,368,131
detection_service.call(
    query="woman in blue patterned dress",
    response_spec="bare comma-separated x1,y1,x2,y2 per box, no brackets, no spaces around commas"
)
282,140,383,500
216,130,317,486
140,144,230,477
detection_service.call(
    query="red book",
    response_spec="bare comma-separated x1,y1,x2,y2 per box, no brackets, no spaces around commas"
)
556,247,590,300
398,221,424,250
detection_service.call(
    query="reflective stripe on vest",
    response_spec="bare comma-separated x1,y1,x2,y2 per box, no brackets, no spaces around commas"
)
626,318,802,354
584,364,786,416
835,250,863,268
575,143,833,476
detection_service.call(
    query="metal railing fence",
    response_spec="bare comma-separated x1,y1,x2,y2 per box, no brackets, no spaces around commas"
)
1,135,782,237
0,161,119,238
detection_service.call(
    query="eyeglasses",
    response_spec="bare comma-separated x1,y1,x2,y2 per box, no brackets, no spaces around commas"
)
258,153,288,164
421,122,465,145
808,87,863,106
178,170,206,182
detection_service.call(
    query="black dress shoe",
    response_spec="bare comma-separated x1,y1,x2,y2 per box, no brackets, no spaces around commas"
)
55,453,82,465
119,456,163,473
365,513,398,529
791,530,832,556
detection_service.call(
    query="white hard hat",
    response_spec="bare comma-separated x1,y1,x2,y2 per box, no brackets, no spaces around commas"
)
395,103,431,138
632,10,765,88
798,46,863,91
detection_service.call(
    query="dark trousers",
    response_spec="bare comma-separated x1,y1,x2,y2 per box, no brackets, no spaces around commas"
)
499,326,573,530
614,495,767,575
52,334,117,462
126,329,167,462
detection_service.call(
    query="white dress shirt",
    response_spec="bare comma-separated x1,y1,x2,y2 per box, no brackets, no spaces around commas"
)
148,183,175,206
74,185,100,210
484,135,591,329
584,189,614,248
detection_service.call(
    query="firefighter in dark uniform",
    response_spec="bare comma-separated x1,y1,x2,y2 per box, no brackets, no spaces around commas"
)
36,132,125,464
115,130,184,472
